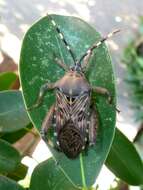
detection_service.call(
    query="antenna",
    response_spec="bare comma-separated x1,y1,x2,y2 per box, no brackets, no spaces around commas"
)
78,29,120,66
47,14,77,64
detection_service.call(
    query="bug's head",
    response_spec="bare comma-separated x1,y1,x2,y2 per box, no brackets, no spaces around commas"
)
70,61,85,75
66,68,84,79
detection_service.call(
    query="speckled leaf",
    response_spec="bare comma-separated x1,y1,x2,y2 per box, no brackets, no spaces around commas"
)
30,158,79,190
20,15,116,188
0,90,30,133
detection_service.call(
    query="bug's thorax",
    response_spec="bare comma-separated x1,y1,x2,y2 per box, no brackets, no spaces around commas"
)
55,70,91,97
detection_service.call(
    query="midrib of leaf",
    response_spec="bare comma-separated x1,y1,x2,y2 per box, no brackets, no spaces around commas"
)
0,106,24,116
52,21,88,190
54,21,92,190
80,153,87,189
58,164,78,188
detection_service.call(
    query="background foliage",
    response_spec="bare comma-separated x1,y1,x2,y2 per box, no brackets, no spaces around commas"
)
0,15,143,190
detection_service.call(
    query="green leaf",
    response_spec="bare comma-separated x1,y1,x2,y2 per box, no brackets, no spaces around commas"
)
137,57,143,68
20,15,116,187
1,123,33,144
30,158,79,190
134,131,143,160
0,90,30,133
0,139,21,173
7,163,28,181
105,128,143,185
0,72,18,91
0,176,25,190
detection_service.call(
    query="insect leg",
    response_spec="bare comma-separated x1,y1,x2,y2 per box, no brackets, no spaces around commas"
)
82,50,93,71
78,29,120,68
92,87,120,113
92,86,112,104
88,106,98,146
27,83,55,110
55,57,69,71
41,104,55,142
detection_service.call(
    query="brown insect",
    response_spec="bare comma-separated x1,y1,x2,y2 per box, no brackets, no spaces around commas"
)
29,15,119,159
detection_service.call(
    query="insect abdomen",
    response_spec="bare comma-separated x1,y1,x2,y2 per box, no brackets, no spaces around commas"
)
58,121,85,159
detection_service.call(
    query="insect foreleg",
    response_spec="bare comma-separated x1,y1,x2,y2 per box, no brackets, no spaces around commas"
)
82,50,93,71
40,104,55,142
92,86,112,104
55,57,69,71
28,83,55,110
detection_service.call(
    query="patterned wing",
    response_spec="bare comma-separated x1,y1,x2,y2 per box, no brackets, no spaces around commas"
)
55,90,91,158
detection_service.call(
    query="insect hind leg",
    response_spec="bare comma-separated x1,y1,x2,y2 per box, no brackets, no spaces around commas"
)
40,104,55,143
41,104,62,150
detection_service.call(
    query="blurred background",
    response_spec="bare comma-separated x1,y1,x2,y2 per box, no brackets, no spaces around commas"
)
0,0,143,189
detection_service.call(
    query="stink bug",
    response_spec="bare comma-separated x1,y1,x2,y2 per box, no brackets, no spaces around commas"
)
28,14,119,159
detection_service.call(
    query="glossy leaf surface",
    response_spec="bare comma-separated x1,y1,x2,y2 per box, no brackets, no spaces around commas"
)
30,158,79,190
20,15,116,187
106,129,143,185
0,139,21,173
0,90,30,133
